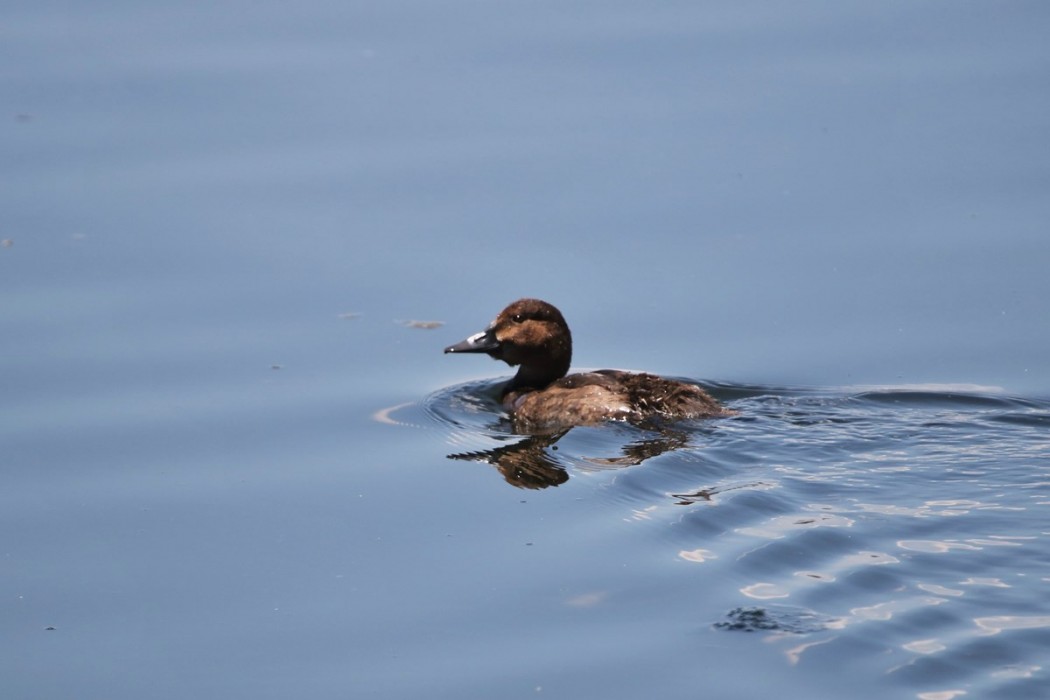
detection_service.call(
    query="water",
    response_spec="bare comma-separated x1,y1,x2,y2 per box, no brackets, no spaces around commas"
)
416,381,1050,697
3,1,1049,698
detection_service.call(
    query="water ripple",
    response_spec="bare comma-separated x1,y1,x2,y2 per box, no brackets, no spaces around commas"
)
419,380,1050,695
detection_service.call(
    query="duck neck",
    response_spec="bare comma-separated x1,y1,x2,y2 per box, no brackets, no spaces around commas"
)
507,354,571,394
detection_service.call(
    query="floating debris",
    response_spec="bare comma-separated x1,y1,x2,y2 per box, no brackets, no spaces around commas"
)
714,606,834,634
398,319,444,330
715,607,780,632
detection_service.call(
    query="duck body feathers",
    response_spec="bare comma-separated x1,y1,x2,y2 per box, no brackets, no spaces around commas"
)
507,370,726,431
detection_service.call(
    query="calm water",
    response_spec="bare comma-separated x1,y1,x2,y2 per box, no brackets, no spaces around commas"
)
3,1,1049,699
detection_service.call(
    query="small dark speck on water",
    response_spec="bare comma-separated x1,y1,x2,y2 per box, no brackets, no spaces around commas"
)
398,320,444,330
45,626,56,631
271,365,282,370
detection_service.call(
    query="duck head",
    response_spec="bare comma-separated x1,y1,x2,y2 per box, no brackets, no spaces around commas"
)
444,298,572,390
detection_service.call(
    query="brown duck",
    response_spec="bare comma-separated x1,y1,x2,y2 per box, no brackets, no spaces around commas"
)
444,298,731,431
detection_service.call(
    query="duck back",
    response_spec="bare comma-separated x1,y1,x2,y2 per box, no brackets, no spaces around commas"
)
509,370,727,431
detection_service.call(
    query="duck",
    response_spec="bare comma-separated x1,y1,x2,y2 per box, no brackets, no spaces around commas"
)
444,298,731,431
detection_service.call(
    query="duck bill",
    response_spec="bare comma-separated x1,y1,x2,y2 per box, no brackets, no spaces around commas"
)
444,328,500,354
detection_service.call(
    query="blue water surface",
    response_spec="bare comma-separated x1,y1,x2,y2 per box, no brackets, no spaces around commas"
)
3,1,1049,699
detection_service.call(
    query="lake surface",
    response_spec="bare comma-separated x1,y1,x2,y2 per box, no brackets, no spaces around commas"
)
3,2,1049,698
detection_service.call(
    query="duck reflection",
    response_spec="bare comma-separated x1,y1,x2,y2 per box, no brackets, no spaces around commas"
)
447,424,693,489
448,432,570,489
